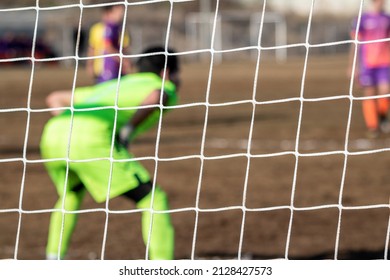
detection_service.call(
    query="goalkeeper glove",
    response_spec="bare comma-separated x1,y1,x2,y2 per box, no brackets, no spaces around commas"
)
117,123,134,149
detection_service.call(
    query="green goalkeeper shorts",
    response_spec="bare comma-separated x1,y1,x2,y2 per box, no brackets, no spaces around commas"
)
40,115,151,203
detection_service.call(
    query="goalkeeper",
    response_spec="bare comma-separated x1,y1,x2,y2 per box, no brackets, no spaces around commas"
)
40,46,179,260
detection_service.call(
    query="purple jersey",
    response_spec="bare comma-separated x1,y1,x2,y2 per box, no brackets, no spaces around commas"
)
353,12,390,68
104,23,121,50
89,21,130,83
98,22,122,83
352,12,390,86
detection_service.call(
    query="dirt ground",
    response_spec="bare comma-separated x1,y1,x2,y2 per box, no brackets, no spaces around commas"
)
1,54,390,260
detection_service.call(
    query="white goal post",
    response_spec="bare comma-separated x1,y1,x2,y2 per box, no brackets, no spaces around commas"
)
185,11,287,62
249,12,287,61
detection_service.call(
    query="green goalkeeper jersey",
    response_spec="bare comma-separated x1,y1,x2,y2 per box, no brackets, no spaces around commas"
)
64,72,177,140
40,72,177,203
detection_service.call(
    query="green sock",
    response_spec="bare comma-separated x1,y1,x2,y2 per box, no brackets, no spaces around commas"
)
46,190,84,259
136,187,174,260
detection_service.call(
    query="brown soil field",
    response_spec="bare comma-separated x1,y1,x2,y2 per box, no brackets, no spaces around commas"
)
1,54,389,259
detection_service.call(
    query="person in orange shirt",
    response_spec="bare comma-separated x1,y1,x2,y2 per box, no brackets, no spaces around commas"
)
87,4,131,84
350,0,390,138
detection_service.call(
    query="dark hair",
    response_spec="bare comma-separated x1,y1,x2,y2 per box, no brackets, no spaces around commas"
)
136,46,179,75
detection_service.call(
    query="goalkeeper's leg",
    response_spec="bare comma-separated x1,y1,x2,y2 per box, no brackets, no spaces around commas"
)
46,184,85,260
124,183,174,260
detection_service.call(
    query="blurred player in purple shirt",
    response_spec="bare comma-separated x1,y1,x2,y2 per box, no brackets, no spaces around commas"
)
350,0,390,138
87,4,131,84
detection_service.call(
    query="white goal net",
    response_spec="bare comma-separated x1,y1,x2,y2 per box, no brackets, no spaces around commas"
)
0,0,389,261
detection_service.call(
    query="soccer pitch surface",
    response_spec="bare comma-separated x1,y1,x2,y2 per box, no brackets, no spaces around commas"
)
1,55,389,259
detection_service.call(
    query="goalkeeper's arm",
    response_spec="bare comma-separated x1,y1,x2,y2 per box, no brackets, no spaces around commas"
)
118,89,168,148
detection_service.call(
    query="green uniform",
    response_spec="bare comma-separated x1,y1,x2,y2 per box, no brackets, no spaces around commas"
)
40,72,177,259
